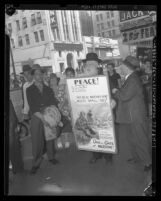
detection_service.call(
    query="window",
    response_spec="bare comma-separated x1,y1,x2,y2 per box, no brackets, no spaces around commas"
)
59,51,62,57
8,23,12,33
31,14,36,26
108,30,111,37
11,38,15,48
107,21,111,28
106,12,110,19
102,32,105,37
18,36,23,47
112,20,115,26
36,12,42,24
100,14,103,20
60,63,64,72
96,15,99,21
34,31,39,42
111,11,114,18
39,30,45,41
16,20,20,31
101,23,104,30
64,11,70,41
77,51,80,57
97,24,100,31
112,29,115,36
25,34,30,45
22,17,27,29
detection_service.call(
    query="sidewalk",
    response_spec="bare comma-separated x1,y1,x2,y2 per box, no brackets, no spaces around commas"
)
9,130,150,195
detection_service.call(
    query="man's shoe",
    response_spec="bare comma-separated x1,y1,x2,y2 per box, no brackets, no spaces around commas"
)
144,164,152,172
49,159,60,165
30,166,39,174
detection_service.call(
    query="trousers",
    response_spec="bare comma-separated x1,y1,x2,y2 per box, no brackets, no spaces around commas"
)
118,121,152,166
30,114,57,168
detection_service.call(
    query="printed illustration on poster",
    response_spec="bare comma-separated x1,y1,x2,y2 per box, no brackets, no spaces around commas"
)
66,76,117,154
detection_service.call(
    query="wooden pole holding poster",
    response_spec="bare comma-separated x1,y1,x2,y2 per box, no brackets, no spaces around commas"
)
66,75,117,154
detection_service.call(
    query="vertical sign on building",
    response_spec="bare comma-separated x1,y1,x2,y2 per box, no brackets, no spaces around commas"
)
50,10,59,40
50,10,58,28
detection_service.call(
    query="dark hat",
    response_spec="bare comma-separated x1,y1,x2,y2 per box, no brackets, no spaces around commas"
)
82,52,102,63
122,56,140,70
31,64,44,75
20,65,32,74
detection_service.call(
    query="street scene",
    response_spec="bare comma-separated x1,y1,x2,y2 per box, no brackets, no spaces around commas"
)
5,7,156,196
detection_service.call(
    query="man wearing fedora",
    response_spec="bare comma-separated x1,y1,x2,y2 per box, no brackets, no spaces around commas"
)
112,56,152,172
21,65,34,120
82,52,116,164
26,64,60,174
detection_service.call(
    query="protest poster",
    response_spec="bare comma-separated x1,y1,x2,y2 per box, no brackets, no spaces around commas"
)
66,76,117,154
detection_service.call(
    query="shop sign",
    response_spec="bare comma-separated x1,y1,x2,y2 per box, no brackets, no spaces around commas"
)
120,16,153,31
121,25,156,44
50,10,58,29
120,11,151,22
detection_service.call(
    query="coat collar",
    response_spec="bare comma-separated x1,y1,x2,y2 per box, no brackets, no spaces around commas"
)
122,72,137,86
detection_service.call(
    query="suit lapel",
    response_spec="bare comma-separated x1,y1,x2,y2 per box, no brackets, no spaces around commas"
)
121,72,136,88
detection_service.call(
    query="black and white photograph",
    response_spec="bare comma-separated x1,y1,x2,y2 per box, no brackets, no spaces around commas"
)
4,4,156,196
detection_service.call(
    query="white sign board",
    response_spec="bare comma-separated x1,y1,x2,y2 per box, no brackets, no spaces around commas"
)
66,76,117,154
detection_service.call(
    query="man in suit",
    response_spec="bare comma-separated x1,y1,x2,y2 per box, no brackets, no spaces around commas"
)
26,64,59,174
112,56,152,172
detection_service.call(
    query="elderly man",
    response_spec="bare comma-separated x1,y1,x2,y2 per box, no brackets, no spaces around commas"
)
26,64,59,174
82,52,116,164
112,56,152,172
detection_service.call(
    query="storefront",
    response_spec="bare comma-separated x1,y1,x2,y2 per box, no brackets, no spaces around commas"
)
83,36,121,66
119,10,156,63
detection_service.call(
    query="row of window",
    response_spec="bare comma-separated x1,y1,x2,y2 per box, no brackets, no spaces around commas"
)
96,11,114,21
98,29,116,38
97,20,115,31
7,12,42,33
11,30,45,48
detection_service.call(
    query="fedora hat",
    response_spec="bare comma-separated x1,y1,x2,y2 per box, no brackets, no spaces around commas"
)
122,55,140,70
82,52,102,63
20,65,32,74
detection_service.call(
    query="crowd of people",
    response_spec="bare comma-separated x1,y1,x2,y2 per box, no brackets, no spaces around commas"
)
9,52,152,189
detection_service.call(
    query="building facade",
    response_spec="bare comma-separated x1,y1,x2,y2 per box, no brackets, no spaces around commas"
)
83,36,121,63
6,10,85,74
119,10,156,60
92,11,121,39
79,11,94,36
